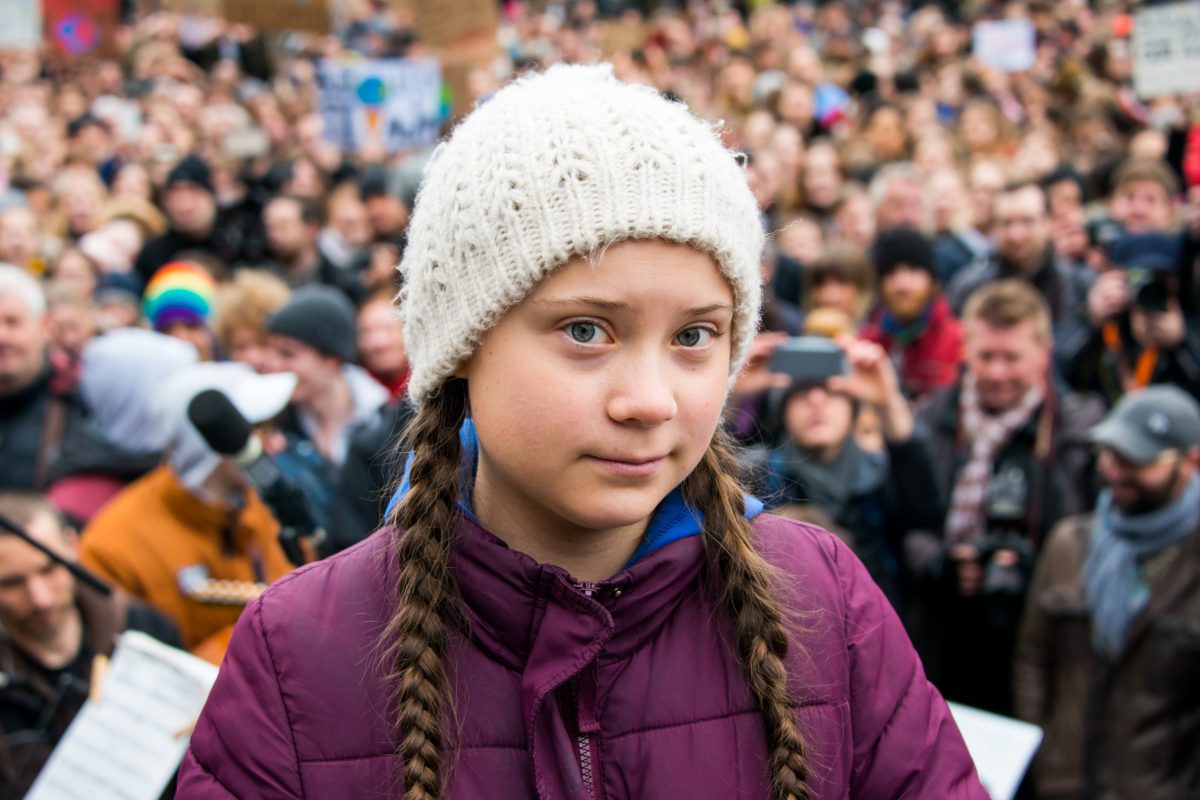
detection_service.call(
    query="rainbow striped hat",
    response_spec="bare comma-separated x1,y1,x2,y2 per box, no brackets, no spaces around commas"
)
143,261,215,332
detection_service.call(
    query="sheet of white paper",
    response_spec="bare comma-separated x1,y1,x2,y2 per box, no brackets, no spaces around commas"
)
26,631,218,800
948,701,1043,800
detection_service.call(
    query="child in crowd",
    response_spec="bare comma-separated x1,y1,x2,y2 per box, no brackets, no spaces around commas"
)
178,66,984,799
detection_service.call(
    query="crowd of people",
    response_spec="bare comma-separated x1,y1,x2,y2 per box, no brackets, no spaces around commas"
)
0,0,1198,797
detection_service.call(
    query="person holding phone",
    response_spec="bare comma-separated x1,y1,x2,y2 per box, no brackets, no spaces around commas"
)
755,335,944,609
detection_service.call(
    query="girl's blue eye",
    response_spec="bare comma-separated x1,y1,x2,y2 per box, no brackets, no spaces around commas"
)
567,322,601,343
676,327,713,347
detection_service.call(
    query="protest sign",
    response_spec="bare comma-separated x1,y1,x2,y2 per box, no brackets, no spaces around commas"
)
26,632,218,800
223,0,332,34
972,19,1036,73
43,0,120,59
1132,1,1200,98
317,59,444,153
0,0,40,50
408,0,499,48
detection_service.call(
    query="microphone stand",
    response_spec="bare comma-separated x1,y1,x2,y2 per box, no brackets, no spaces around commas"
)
0,513,111,597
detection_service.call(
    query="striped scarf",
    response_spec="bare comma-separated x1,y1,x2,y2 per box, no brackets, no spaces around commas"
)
945,373,1045,544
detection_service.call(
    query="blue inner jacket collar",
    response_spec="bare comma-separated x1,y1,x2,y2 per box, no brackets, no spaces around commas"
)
386,420,763,567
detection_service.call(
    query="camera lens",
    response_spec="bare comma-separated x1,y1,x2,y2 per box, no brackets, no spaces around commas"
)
1134,279,1171,313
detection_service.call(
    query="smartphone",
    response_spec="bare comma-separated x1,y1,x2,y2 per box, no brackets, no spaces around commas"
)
768,336,846,384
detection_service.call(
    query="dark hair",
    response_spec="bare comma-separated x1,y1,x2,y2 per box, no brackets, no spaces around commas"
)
382,380,811,800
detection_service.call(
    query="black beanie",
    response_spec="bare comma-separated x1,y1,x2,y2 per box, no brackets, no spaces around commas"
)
166,155,215,194
266,285,357,363
872,226,935,279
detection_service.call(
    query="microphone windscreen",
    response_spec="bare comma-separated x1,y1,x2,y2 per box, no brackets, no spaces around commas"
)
187,389,253,456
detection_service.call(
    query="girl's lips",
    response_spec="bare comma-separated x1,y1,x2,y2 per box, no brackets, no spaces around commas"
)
586,455,666,478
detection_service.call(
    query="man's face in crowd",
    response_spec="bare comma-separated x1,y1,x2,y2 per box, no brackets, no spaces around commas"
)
164,181,217,238
0,512,77,646
364,194,409,240
785,384,855,459
1098,446,1196,515
881,265,934,323
994,185,1050,272
0,292,46,394
267,334,339,407
965,317,1050,414
1111,179,1174,234
264,199,314,260
876,178,925,231
357,299,408,379
329,196,372,249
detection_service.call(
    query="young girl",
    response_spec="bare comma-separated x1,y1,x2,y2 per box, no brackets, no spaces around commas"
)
178,66,984,799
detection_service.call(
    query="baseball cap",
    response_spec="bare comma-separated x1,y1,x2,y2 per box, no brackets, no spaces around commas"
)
1090,385,1200,464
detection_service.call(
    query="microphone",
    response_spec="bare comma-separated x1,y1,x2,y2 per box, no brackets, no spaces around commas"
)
187,389,324,564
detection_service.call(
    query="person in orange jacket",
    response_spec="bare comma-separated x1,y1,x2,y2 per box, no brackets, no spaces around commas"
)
80,362,297,664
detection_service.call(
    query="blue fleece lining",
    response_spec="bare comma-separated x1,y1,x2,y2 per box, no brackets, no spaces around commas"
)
387,421,763,567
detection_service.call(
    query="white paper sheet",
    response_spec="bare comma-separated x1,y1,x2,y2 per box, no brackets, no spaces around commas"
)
948,701,1043,800
26,631,218,800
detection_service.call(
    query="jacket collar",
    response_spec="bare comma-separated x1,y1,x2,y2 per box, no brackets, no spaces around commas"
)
450,510,711,671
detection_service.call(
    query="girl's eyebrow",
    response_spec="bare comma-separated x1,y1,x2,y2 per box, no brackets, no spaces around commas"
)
531,297,734,316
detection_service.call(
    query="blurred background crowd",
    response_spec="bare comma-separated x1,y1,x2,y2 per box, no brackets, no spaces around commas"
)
1,1,1199,797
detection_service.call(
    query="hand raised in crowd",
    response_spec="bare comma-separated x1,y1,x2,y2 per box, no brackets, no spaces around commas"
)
1086,269,1131,327
728,330,792,400
827,335,914,443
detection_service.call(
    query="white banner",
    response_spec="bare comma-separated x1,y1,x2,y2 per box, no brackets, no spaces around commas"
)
1133,1,1200,98
317,59,443,154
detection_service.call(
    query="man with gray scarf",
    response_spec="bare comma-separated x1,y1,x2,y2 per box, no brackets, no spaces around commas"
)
1014,385,1200,800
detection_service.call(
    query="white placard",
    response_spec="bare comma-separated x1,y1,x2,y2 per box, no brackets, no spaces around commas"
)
317,59,443,154
26,631,219,800
948,701,1043,800
0,0,41,50
1133,2,1200,99
972,19,1036,73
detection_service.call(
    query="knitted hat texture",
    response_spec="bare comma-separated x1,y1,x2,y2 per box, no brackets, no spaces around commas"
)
398,64,764,405
143,261,214,332
265,284,357,362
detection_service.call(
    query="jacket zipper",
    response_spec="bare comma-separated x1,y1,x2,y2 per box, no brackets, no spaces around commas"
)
571,580,604,800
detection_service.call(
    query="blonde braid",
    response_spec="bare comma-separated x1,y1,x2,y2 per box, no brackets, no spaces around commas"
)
381,379,468,800
682,430,811,800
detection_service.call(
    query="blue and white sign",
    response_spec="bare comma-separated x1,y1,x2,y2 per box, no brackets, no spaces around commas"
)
317,59,444,153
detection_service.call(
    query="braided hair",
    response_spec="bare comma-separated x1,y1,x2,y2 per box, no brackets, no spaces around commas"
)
382,383,809,799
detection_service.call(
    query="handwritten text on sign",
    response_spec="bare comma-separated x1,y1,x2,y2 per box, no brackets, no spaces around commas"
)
1133,2,1200,98
317,59,443,153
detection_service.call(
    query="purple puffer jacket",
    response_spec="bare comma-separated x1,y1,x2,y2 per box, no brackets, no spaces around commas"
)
177,514,986,798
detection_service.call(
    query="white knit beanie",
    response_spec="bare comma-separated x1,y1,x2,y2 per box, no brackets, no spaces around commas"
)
398,63,764,406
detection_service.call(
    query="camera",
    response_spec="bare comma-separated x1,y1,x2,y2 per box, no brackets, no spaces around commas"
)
1125,267,1173,313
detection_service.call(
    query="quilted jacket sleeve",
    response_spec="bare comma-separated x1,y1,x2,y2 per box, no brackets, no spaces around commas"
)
176,598,304,799
834,536,988,798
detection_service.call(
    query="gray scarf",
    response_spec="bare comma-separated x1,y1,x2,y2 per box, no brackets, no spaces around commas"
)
1084,474,1200,658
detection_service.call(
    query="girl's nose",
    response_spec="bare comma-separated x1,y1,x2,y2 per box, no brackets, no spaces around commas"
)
606,359,678,426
